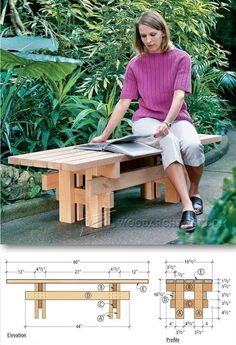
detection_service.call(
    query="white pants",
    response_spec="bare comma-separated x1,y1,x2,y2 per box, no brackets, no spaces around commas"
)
132,118,205,170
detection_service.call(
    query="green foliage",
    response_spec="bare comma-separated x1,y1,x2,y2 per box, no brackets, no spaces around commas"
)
1,49,77,81
187,61,236,135
178,167,236,244
0,69,84,160
1,0,236,205
65,84,133,142
0,164,43,205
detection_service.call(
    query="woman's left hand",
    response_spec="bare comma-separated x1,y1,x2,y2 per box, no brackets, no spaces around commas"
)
154,122,169,138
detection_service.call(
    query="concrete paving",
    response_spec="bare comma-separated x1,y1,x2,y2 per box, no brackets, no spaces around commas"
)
1,130,235,246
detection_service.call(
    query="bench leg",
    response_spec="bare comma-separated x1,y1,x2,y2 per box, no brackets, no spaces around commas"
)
34,283,39,319
34,283,46,319
156,177,180,203
59,170,75,223
76,174,84,221
141,182,155,200
85,195,103,228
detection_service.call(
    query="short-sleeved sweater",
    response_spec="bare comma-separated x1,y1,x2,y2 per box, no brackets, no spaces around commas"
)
120,48,192,123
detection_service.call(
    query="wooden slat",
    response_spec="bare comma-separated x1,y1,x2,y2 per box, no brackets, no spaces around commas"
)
8,134,222,170
25,291,130,301
141,182,155,200
89,165,166,196
59,171,75,223
194,282,203,319
175,281,184,319
34,284,39,319
157,178,180,203
7,279,149,284
199,134,222,145
170,299,208,308
42,172,58,190
8,147,74,165
61,152,158,171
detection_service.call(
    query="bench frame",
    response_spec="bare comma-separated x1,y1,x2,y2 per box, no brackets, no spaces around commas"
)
6,278,149,320
8,134,222,229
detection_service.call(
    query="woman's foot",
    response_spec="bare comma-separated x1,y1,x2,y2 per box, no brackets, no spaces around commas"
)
179,210,197,232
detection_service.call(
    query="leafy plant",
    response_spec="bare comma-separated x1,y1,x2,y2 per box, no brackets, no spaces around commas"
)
0,49,77,81
0,50,82,159
0,164,43,205
187,61,236,135
178,167,236,244
66,84,133,142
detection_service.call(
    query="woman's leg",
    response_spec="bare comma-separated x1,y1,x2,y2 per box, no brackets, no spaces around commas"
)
171,121,205,196
165,162,195,229
185,164,204,197
132,118,196,230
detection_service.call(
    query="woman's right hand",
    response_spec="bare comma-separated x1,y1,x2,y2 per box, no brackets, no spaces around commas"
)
90,134,108,143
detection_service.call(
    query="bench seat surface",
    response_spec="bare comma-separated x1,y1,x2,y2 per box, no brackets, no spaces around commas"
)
8,134,222,171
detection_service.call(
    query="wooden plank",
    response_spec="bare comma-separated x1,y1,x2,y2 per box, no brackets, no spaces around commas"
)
199,134,222,145
170,299,208,308
156,178,179,204
7,279,149,284
34,283,39,319
116,284,121,319
103,208,110,226
175,282,184,319
74,188,86,204
42,284,46,319
141,182,155,200
89,165,166,196
85,194,103,228
25,291,130,300
109,284,114,319
8,134,221,169
59,171,75,223
7,147,74,164
75,174,84,221
194,282,203,319
61,153,157,172
42,172,58,190
100,163,120,178
101,192,114,209
85,170,102,228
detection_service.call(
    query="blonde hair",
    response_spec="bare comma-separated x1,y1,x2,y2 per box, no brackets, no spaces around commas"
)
134,11,172,54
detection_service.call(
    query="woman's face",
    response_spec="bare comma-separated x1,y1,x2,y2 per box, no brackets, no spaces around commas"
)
139,24,164,53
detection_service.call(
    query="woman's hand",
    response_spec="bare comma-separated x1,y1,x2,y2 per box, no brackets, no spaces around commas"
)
154,122,169,138
90,134,108,143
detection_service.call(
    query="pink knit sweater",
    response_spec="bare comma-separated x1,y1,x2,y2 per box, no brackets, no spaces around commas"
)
120,48,192,123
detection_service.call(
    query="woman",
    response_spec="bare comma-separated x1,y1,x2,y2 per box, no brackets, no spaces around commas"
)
91,11,205,232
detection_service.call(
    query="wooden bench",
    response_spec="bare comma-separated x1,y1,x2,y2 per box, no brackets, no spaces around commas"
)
8,134,222,229
6,278,149,320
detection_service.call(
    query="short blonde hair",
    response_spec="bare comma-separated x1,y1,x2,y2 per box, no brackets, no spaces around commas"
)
134,11,172,54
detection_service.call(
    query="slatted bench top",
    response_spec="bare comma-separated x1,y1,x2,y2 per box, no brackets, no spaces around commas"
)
8,134,222,171
6,279,149,284
8,146,143,170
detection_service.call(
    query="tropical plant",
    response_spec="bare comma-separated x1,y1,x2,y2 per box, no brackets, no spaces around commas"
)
65,84,134,143
1,0,236,180
0,50,80,159
186,61,236,136
0,49,77,80
178,167,236,244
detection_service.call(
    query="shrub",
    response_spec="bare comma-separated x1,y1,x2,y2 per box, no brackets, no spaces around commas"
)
178,167,236,244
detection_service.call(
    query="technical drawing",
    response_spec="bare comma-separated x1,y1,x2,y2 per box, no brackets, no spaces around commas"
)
166,279,213,319
6,278,148,320
156,259,232,335
5,259,150,328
